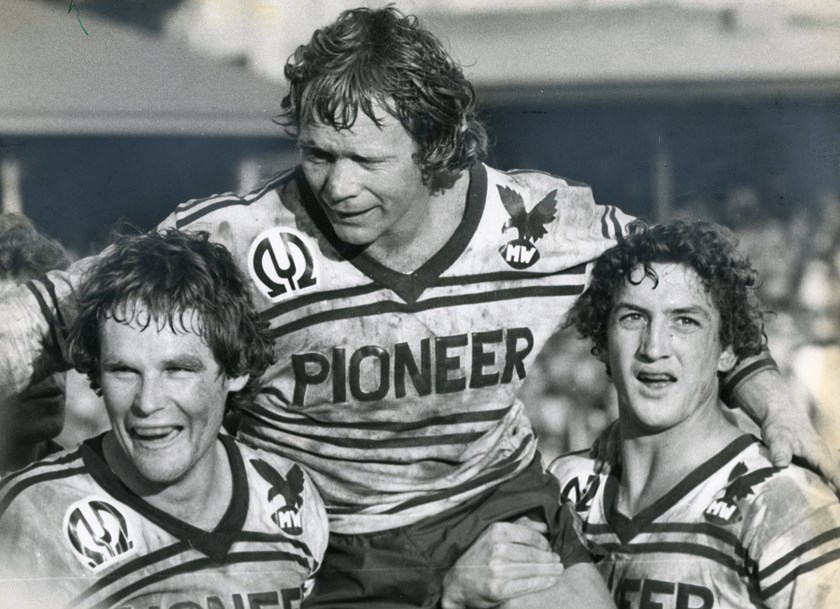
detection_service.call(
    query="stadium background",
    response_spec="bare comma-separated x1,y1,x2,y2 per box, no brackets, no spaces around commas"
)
2,0,838,461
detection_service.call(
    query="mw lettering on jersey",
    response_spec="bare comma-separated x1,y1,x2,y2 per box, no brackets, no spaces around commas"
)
291,327,534,407
613,577,713,609
117,587,303,609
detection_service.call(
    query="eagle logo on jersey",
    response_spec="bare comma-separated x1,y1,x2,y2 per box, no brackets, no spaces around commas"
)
704,461,779,525
560,473,601,513
251,459,306,535
248,227,319,302
498,186,557,269
63,497,135,572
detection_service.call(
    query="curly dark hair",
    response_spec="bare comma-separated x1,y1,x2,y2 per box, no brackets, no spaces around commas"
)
569,220,766,364
278,6,488,189
0,214,70,280
66,229,275,413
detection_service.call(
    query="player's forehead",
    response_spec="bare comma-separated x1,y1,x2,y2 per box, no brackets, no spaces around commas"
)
98,304,213,361
299,99,414,155
613,262,717,315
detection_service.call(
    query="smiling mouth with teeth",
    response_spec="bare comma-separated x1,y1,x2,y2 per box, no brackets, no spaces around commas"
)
636,372,676,384
131,427,181,442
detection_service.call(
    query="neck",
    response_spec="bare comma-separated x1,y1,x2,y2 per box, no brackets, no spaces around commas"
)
102,432,233,530
366,170,470,272
617,399,742,516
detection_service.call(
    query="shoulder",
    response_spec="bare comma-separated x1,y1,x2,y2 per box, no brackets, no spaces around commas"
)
163,167,302,233
484,163,637,245
237,442,329,558
719,443,839,531
0,446,88,520
722,445,840,606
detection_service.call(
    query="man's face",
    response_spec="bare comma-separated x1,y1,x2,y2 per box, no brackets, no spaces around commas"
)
605,262,736,435
98,311,247,487
298,100,432,251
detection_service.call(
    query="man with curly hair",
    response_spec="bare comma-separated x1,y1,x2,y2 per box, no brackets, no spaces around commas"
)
0,7,835,607
445,221,840,608
0,230,328,608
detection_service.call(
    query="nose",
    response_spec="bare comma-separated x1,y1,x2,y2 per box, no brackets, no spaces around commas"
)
323,158,361,203
132,375,164,416
639,319,672,361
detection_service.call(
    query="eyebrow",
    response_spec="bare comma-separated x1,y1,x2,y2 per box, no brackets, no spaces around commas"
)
613,302,714,320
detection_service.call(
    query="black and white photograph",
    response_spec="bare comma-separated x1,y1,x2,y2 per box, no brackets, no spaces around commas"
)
1,1,839,607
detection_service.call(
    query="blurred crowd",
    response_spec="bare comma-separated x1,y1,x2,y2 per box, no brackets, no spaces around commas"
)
526,186,840,462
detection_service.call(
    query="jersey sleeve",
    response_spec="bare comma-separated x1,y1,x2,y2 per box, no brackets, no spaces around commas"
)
0,255,95,401
744,470,840,608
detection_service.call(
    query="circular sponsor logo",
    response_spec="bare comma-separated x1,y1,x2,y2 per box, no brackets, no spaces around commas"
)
64,497,135,572
248,228,319,302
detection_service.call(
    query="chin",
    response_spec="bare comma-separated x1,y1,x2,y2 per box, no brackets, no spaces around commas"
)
329,223,379,246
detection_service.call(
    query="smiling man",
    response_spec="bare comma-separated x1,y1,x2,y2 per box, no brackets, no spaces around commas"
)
0,231,328,609
445,221,840,608
0,7,836,608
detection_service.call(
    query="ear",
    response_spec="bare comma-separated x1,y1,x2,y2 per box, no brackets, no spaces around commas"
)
717,345,737,374
225,374,250,393
596,347,612,379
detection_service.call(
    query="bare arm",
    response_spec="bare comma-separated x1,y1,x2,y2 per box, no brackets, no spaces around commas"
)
440,520,565,609
498,563,615,609
725,364,840,489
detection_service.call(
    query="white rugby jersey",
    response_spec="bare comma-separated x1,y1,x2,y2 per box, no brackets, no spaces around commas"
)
0,434,328,609
6,163,779,535
154,163,633,534
549,435,840,609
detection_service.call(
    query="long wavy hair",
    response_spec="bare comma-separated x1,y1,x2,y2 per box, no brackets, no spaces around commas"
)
278,6,488,190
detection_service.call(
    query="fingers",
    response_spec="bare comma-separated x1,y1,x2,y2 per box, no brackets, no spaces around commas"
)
512,516,548,533
481,521,554,553
493,575,563,603
766,424,794,468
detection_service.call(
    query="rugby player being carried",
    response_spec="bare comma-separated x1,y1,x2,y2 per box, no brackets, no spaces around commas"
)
0,230,328,608
0,7,837,607
443,221,840,609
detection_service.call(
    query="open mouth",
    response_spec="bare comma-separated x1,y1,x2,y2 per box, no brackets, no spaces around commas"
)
636,371,676,387
130,426,182,445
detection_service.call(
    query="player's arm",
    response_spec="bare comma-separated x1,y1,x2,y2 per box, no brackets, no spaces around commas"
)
720,352,840,489
0,261,90,401
440,514,613,609
440,519,565,609
497,563,615,609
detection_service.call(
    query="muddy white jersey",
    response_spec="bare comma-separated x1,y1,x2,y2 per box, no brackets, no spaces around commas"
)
152,164,633,533
549,435,840,609
0,434,328,609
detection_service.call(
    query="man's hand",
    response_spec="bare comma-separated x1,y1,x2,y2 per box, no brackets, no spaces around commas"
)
731,367,840,489
440,518,564,609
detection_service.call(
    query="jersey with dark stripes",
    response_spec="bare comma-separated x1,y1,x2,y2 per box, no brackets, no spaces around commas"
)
152,163,634,534
0,434,328,609
548,435,840,609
